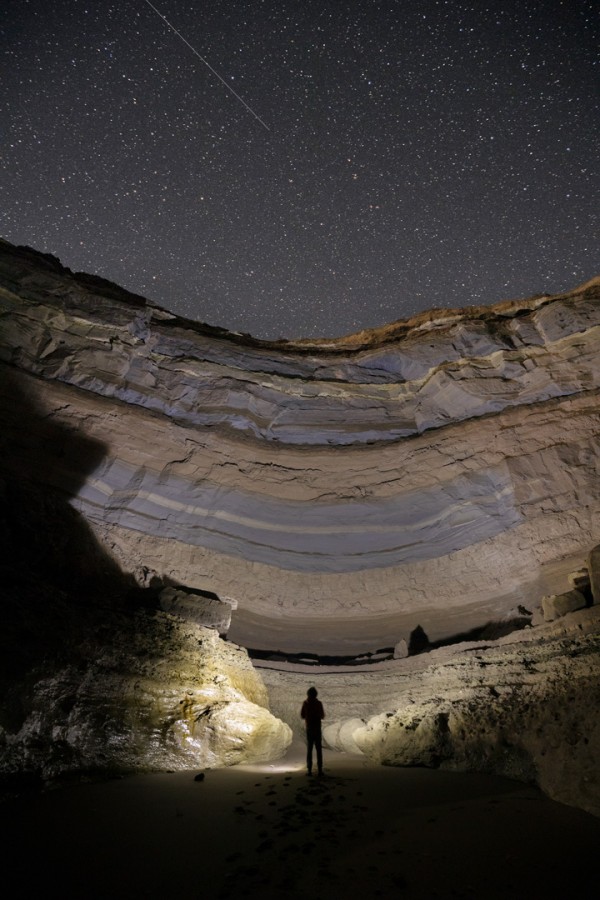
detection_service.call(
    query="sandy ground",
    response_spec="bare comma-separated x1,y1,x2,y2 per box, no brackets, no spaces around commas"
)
2,742,598,899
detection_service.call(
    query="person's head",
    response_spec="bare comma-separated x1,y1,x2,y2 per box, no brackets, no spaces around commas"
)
307,687,318,698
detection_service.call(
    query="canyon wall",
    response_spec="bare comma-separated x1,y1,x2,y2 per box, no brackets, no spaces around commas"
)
0,239,599,810
261,604,600,817
1,240,599,654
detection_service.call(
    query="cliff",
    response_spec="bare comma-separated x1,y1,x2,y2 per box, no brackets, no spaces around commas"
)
0,239,599,812
2,239,599,653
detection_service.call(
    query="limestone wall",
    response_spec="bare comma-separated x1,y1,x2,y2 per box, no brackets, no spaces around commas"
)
1,609,291,781
261,607,600,817
1,240,599,811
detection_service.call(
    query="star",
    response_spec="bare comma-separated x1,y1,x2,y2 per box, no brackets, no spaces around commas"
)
0,0,598,339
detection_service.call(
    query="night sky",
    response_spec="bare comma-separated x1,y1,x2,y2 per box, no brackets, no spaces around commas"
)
2,1,598,340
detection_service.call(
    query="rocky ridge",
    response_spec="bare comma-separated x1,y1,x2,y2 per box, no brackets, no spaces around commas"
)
2,240,599,446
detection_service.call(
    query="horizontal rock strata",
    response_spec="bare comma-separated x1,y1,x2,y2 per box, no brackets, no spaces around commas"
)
260,607,600,817
2,242,600,446
1,240,599,818
1,241,600,653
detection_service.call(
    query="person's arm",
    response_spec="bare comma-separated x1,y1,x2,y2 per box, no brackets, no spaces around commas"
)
301,701,307,720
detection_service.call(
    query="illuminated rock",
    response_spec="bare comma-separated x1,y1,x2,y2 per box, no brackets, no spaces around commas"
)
1,613,291,779
189,700,292,767
323,718,366,755
351,610,600,817
266,607,600,816
0,240,599,813
1,240,599,654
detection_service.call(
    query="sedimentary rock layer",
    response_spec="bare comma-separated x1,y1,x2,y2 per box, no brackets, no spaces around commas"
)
1,241,599,652
261,606,600,817
2,241,600,446
2,240,600,818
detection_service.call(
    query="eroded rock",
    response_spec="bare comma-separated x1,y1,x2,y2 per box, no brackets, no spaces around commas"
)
265,608,600,816
159,586,233,633
393,639,408,659
0,611,292,781
0,240,599,815
589,544,600,605
542,589,587,621
2,240,599,654
323,717,366,755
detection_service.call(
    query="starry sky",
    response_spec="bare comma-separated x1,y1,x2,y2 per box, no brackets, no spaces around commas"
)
2,1,598,340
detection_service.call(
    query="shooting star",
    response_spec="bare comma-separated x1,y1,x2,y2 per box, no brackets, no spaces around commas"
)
143,0,271,132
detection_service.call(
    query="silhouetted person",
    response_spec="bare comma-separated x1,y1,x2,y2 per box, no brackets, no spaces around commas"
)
301,686,325,776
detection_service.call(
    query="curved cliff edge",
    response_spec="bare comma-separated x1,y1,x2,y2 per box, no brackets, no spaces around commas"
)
0,239,599,817
1,238,599,446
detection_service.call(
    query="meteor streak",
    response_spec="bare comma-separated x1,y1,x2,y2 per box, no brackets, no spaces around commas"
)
143,0,271,132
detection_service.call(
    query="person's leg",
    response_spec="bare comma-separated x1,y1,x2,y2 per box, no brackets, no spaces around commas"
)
306,734,314,774
316,733,323,774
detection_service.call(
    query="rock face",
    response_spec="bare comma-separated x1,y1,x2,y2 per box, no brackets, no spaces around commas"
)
2,612,291,781
0,239,599,812
158,586,235,633
1,239,599,655
263,606,600,817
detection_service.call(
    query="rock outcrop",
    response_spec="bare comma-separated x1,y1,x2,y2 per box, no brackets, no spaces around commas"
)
0,239,599,812
262,605,600,816
3,612,291,783
1,239,599,655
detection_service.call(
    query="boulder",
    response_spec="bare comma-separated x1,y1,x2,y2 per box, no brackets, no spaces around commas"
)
393,639,409,659
323,718,366,755
187,700,292,767
542,589,586,622
0,611,292,781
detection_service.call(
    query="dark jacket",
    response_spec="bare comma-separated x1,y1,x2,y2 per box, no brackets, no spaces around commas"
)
301,697,325,732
